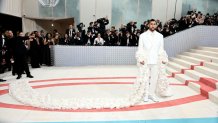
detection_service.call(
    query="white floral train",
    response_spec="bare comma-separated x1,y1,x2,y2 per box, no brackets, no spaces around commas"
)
9,49,172,110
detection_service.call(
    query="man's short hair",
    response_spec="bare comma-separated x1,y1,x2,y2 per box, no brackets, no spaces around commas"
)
148,19,156,24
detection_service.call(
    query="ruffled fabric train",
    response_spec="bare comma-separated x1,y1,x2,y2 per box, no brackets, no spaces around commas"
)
9,50,172,110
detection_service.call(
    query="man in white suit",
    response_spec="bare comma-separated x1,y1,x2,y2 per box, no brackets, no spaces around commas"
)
138,19,166,102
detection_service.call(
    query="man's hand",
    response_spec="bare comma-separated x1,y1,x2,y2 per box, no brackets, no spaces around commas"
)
162,61,167,64
29,36,35,39
140,61,144,65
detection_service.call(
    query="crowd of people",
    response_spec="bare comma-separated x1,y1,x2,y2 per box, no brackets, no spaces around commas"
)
0,10,218,82
53,10,218,46
161,10,218,37
0,30,52,81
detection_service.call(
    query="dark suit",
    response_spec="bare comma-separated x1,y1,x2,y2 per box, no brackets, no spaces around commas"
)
65,29,76,45
37,36,44,65
120,35,134,46
0,35,4,73
74,36,84,45
88,26,97,38
127,23,137,34
97,18,109,35
84,34,94,45
104,33,118,46
88,27,96,34
12,36,31,76
0,35,12,72
59,38,70,45
66,29,76,38
103,34,111,46
29,38,40,68
132,34,139,46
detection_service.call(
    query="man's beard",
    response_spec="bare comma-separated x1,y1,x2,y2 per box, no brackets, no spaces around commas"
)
149,28,156,32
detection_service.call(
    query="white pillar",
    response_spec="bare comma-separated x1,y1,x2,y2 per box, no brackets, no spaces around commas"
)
80,0,112,29
152,0,182,24
80,0,96,28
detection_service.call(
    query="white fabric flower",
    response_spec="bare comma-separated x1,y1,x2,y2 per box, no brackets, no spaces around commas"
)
9,50,172,110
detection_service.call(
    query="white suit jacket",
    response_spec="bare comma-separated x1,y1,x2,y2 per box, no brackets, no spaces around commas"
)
138,30,164,64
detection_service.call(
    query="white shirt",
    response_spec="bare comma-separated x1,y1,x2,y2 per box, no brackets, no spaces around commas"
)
2,35,5,47
127,38,129,46
69,29,73,37
138,30,164,64
94,38,104,46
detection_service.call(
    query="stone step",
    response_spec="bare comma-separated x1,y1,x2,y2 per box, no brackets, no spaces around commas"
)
209,90,218,105
169,58,197,69
184,70,210,80
198,46,218,52
190,49,218,58
168,77,183,85
166,66,178,76
170,47,218,105
174,74,196,84
173,70,217,90
183,52,218,63
204,62,218,71
173,71,218,105
186,80,217,103
172,56,218,72
187,81,201,94
177,55,204,65
194,66,218,80
167,62,189,72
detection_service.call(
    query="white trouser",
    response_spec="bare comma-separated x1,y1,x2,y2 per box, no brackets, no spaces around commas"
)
146,64,159,96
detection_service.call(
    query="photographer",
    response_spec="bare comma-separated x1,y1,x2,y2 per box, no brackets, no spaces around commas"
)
84,31,94,46
74,32,84,45
77,23,86,39
93,21,100,36
97,16,109,35
88,22,97,38
169,19,179,34
110,28,119,46
120,31,134,46
59,34,70,45
119,24,127,34
131,29,140,46
178,16,188,31
162,25,171,37
140,21,149,33
103,29,112,46
127,21,137,34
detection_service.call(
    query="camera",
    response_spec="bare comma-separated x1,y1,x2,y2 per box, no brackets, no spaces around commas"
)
77,23,85,28
77,23,85,31
97,18,105,23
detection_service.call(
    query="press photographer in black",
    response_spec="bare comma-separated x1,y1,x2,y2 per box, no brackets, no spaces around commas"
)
12,31,34,79
96,16,109,35
77,23,86,39
127,21,137,34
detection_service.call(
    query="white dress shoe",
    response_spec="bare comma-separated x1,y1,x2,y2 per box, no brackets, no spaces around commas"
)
143,96,149,102
149,95,159,102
